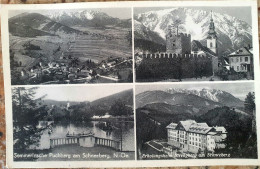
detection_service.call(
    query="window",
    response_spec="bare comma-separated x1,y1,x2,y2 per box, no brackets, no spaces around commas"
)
240,57,242,62
210,42,213,48
245,57,248,62
237,66,239,71
236,58,239,62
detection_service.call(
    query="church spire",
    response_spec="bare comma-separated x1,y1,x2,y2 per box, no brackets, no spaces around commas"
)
206,10,218,55
207,10,217,39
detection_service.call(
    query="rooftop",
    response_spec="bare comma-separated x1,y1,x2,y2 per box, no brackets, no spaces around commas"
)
167,120,226,135
228,46,253,57
166,123,178,129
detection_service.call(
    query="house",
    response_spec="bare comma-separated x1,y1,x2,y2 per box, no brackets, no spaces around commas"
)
227,45,253,73
166,120,227,154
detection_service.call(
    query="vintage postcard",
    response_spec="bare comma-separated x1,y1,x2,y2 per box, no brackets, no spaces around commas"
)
1,0,260,168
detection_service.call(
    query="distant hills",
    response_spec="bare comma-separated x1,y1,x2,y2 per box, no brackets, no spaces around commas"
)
9,13,82,37
91,89,133,109
42,89,133,117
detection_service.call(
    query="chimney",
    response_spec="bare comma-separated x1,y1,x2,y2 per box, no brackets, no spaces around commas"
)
248,44,251,49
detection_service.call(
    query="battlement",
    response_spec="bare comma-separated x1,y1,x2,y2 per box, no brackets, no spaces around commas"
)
140,53,211,59
167,33,191,38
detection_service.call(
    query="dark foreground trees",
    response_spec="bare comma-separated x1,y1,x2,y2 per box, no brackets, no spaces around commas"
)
110,99,132,116
12,87,48,150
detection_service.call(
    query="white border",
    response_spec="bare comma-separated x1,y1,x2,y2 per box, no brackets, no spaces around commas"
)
2,0,260,168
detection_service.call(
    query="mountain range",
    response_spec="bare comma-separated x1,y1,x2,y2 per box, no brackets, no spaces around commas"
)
47,10,131,28
136,88,246,118
9,11,131,37
134,8,252,55
165,88,244,107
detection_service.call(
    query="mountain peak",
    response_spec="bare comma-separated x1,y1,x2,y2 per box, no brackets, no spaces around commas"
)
135,7,252,54
165,87,243,107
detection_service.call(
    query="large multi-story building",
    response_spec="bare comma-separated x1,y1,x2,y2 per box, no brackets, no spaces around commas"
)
166,120,227,154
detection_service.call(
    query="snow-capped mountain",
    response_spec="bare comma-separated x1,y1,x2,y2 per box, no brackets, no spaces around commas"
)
47,10,126,27
165,88,243,107
135,8,252,54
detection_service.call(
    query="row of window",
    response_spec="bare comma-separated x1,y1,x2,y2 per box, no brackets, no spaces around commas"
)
230,56,249,63
231,65,247,71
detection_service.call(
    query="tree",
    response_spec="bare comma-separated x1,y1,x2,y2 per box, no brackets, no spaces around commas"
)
12,87,48,150
244,92,255,116
110,100,131,116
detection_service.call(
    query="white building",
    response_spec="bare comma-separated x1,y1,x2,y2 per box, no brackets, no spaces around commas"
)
228,46,253,73
167,120,227,154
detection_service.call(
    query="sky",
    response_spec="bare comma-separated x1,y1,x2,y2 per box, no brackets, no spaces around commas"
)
135,82,255,101
9,8,131,19
134,6,252,26
32,85,133,102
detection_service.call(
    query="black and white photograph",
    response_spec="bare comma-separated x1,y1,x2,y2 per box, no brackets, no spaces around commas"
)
134,7,254,82
136,83,257,160
2,1,260,168
9,8,133,85
12,85,135,161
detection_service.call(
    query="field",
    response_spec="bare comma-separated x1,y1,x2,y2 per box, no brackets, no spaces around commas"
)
10,26,132,69
68,26,132,63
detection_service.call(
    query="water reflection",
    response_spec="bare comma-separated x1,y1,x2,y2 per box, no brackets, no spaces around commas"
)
35,121,134,151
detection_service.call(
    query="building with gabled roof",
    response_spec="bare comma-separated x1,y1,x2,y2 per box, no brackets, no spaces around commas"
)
227,45,253,76
167,120,227,153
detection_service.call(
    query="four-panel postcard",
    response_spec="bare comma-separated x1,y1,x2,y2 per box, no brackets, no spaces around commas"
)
1,0,260,168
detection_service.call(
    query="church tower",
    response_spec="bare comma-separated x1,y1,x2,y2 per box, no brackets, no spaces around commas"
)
207,11,218,55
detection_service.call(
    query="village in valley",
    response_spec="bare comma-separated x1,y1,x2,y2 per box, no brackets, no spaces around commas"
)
16,50,132,84
9,9,133,85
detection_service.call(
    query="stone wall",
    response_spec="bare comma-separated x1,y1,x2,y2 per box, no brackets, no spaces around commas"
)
136,53,216,81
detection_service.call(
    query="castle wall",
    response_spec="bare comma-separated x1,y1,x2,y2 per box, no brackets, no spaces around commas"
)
136,53,214,81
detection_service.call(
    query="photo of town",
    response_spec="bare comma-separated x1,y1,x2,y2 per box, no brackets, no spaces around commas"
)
134,7,253,82
12,85,135,161
9,8,132,85
136,83,257,159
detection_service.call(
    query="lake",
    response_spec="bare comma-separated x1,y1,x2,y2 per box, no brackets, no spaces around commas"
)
33,121,135,151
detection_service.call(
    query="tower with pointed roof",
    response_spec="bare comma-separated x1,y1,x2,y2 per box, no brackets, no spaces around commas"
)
207,11,218,55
